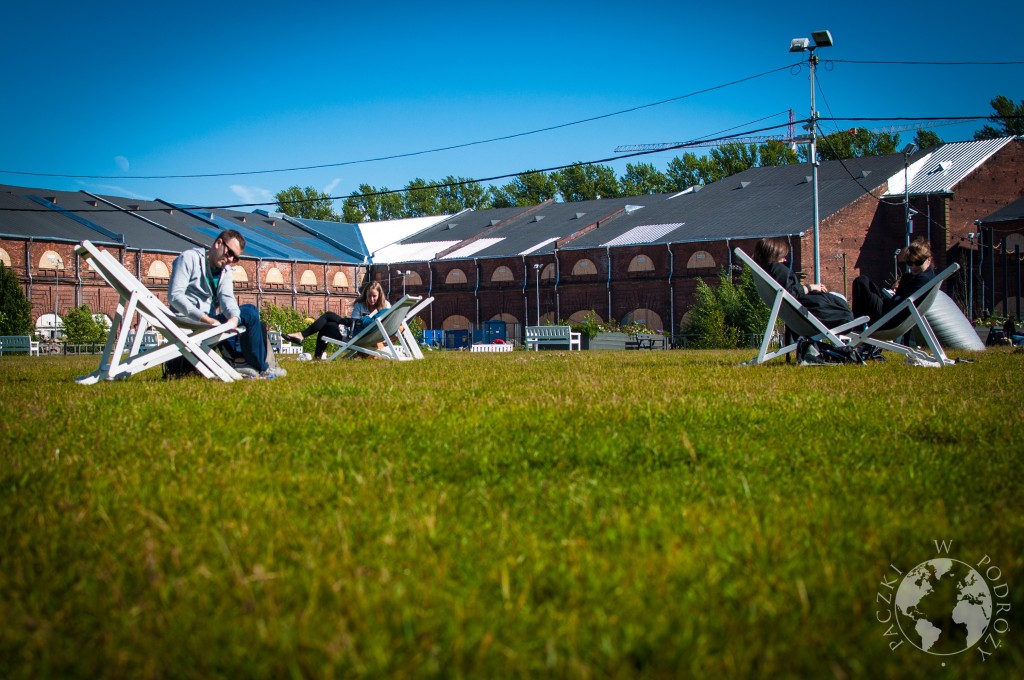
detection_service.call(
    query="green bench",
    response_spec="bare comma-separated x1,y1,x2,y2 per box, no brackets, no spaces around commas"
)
0,335,41,356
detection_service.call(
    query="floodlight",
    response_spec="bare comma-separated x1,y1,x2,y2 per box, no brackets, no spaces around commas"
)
811,30,833,47
789,37,810,52
902,143,919,155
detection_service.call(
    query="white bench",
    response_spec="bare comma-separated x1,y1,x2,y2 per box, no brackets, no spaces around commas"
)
471,342,513,353
525,325,581,351
0,335,40,356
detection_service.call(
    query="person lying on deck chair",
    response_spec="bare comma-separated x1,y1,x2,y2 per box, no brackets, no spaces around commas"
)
281,280,391,359
752,237,855,326
168,229,284,379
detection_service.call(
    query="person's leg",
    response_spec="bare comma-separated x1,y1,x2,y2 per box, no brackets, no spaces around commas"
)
852,275,886,322
236,304,268,371
314,321,345,358
300,311,345,338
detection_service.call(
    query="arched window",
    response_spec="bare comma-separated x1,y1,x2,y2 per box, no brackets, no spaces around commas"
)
567,310,602,324
403,271,423,286
39,250,64,270
332,271,349,288
571,258,597,276
445,268,468,284
540,263,556,281
231,265,248,282
628,254,655,272
265,267,284,284
0,248,11,268
491,266,514,282
443,314,471,330
686,250,715,269
622,308,664,332
299,270,318,286
491,313,519,325
147,260,170,278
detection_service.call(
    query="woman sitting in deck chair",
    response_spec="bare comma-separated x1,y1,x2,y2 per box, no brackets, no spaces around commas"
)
282,281,391,359
753,238,854,326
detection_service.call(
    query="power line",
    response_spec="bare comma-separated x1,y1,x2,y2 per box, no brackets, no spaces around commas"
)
0,121,802,213
0,64,801,181
830,59,1024,66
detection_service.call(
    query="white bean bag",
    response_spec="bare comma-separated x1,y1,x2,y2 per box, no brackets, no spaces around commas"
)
926,291,985,351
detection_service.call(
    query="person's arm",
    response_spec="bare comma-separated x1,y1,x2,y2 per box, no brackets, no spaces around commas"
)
168,250,207,322
217,267,241,321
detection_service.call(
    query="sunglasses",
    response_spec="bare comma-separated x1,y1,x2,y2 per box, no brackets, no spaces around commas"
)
220,240,242,263
907,257,928,267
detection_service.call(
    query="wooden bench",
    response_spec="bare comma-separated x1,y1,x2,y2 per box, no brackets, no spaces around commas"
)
630,333,666,350
0,335,40,356
525,325,581,351
471,342,513,353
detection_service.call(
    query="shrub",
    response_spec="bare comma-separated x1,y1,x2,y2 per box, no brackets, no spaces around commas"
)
63,305,108,345
682,267,773,348
0,262,33,336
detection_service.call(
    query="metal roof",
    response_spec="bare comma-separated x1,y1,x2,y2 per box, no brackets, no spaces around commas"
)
979,194,1024,224
885,137,1016,196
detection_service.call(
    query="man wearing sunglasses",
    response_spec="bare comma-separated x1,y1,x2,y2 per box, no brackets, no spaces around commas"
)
169,230,281,378
852,238,936,329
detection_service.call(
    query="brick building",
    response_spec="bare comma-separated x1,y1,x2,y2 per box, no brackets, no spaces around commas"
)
370,138,1024,340
2,137,1022,344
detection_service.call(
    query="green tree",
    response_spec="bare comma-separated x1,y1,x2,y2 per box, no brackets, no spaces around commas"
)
707,142,760,180
275,186,340,221
0,263,33,336
681,267,770,348
550,163,620,202
488,172,558,208
619,162,671,196
974,95,1024,139
913,129,943,149
63,305,107,345
665,152,716,189
814,128,900,161
758,139,799,167
432,176,491,214
342,185,405,222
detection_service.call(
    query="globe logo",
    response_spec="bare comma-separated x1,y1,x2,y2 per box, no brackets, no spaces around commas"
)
894,558,993,655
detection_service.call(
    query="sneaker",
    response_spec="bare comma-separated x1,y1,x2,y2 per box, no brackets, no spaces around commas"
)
260,366,287,379
236,366,260,379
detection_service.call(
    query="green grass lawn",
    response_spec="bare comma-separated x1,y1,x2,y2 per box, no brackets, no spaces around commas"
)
1,349,1022,678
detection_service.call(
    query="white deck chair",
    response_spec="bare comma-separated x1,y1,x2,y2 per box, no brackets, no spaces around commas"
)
734,247,869,365
322,295,433,361
74,240,245,384
848,263,959,366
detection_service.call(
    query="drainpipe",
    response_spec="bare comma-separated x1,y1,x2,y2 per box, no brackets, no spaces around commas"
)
667,243,675,341
324,263,330,312
726,239,732,274
474,258,480,328
554,249,561,321
606,246,612,324
522,255,528,329
291,260,298,310
428,261,434,330
26,238,33,310
257,258,264,311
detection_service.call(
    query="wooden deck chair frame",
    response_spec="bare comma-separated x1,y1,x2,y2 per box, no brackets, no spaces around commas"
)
322,295,434,361
74,240,245,384
734,247,869,366
847,263,959,366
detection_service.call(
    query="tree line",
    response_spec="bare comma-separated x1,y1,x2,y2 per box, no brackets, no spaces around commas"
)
274,96,1023,223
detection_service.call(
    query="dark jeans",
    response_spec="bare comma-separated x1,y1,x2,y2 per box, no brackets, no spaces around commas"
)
300,312,351,358
852,276,905,330
217,304,267,371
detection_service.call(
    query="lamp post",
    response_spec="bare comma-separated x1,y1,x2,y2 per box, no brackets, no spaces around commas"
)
902,143,919,248
400,270,411,296
893,249,901,283
533,264,541,324
789,29,833,285
966,232,976,321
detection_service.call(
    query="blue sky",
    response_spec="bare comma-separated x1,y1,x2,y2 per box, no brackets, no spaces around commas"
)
3,1,1021,213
